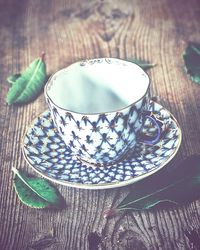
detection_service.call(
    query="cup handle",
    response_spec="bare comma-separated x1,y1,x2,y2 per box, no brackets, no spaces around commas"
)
138,111,165,145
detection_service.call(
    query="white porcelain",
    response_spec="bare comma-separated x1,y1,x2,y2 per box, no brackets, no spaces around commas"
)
44,58,162,166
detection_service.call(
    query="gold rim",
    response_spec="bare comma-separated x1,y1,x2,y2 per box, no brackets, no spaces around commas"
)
21,102,182,190
44,58,151,116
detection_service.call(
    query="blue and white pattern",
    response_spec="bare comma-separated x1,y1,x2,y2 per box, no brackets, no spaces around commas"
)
46,94,149,166
22,102,182,189
45,58,151,166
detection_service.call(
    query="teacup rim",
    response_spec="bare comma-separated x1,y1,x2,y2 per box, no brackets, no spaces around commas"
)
44,57,151,116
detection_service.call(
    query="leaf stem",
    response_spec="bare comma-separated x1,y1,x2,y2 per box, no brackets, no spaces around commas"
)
139,63,156,67
41,51,45,61
117,207,139,211
12,167,19,175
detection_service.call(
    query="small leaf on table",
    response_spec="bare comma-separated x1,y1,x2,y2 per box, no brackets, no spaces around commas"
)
12,168,65,209
105,155,200,217
183,42,200,84
29,235,58,249
128,58,156,70
6,52,47,105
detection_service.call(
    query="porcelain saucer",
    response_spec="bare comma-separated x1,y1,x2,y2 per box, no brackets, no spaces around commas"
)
22,101,182,189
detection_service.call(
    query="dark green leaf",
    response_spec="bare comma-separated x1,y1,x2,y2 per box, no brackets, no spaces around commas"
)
183,42,200,84
113,155,200,213
184,228,200,249
13,168,64,209
29,235,57,249
127,58,156,70
6,53,47,105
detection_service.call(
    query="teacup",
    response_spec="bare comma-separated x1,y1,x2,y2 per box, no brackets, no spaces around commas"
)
44,58,161,167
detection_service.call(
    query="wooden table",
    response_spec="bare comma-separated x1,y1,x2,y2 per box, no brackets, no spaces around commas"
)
1,0,200,249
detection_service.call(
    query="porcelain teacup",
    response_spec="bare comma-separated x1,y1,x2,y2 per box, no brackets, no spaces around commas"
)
44,58,162,167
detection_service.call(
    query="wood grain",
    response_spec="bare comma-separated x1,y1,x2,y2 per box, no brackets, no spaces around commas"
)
0,0,200,249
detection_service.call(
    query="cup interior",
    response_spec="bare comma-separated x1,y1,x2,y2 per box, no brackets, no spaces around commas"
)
46,58,149,114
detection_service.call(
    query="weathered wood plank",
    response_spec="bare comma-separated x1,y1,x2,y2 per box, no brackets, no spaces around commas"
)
0,0,200,249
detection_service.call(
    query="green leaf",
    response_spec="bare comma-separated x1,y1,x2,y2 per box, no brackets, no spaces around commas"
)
183,42,200,84
12,168,65,209
105,155,200,216
127,58,156,70
6,53,47,105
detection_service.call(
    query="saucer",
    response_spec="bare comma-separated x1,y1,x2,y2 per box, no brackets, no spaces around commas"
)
22,101,182,189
